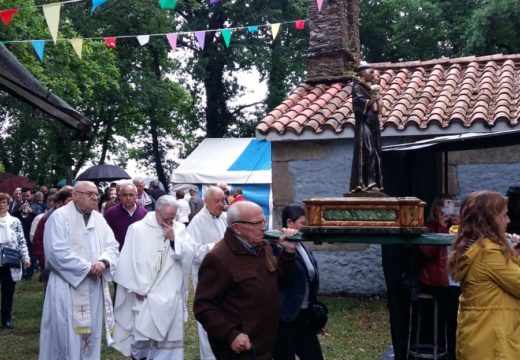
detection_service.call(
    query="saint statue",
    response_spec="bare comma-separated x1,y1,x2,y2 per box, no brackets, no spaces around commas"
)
349,62,384,193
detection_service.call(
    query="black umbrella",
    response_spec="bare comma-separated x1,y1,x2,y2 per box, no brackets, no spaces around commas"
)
76,164,131,182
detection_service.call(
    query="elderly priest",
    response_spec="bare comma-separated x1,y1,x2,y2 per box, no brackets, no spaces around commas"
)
38,181,119,360
111,195,194,360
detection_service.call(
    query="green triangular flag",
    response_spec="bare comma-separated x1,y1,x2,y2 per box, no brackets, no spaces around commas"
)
220,28,232,48
159,0,176,9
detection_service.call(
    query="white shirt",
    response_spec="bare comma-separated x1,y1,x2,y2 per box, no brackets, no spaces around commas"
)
175,199,191,224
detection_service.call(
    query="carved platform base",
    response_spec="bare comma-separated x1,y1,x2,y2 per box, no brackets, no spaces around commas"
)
302,197,426,235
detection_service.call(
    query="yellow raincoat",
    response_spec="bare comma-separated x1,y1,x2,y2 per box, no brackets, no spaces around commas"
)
455,238,520,359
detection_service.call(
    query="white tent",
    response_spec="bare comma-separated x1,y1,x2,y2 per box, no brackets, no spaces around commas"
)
171,138,272,221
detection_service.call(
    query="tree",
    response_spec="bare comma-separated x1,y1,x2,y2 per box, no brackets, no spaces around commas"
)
0,0,120,185
436,0,480,56
462,0,520,55
359,0,520,62
67,0,198,190
360,0,448,62
175,0,308,137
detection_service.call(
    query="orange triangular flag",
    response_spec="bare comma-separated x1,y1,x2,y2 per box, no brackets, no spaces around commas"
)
0,9,18,26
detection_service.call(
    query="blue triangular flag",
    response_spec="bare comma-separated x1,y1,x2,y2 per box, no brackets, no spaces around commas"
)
91,0,108,14
31,40,45,61
247,25,258,33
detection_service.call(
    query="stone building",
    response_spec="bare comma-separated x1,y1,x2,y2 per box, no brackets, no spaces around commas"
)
255,0,520,294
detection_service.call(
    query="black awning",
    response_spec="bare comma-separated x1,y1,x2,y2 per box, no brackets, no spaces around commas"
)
382,129,520,153
0,44,92,139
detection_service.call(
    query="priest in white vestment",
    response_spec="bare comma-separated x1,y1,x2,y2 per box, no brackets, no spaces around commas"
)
187,186,227,360
111,195,194,360
39,181,119,360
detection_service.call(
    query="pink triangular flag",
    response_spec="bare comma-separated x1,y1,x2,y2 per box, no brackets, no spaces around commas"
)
166,33,177,51
0,9,18,26
195,31,205,50
295,20,305,30
316,0,324,11
104,37,117,48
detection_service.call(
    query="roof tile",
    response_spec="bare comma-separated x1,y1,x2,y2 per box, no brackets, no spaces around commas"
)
257,53,520,135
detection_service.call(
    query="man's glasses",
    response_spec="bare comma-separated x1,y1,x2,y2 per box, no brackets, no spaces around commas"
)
75,190,99,198
233,218,268,226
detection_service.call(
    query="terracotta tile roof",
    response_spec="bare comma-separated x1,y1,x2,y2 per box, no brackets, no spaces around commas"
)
256,54,520,135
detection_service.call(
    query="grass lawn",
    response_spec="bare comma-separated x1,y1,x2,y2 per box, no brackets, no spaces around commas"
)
1,279,390,360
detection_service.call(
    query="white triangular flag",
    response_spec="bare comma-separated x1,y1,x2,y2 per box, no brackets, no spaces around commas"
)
137,35,150,46
70,38,83,59
43,3,61,44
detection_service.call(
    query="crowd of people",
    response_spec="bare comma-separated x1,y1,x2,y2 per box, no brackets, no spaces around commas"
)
0,178,324,360
3,179,520,359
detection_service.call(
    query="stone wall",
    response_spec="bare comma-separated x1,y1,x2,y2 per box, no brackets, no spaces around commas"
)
271,139,520,295
272,139,386,295
448,144,520,198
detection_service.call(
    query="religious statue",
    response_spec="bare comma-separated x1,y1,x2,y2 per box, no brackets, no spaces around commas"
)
349,62,384,193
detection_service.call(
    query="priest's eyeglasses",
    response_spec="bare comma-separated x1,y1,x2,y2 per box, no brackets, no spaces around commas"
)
233,218,268,226
75,190,99,198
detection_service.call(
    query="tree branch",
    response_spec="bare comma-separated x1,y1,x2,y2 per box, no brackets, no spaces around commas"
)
230,101,263,116
178,38,197,52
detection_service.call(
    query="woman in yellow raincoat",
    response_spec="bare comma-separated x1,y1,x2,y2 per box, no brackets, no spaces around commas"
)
448,190,520,359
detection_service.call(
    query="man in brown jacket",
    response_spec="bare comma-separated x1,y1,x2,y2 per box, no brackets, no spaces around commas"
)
194,201,297,359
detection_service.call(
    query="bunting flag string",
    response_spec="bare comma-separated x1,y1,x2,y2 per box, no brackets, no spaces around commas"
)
0,0,322,54
0,0,89,16
0,0,249,15
3,18,306,45
0,0,322,18
4,18,307,61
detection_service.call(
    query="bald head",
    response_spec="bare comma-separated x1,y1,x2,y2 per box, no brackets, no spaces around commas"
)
72,181,99,213
227,201,266,245
227,201,262,226
205,186,226,217
119,183,138,210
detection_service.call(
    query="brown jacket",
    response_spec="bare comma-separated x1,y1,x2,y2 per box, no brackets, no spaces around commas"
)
193,228,295,359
